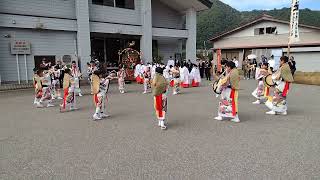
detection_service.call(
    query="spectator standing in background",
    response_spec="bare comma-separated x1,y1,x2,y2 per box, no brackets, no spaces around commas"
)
204,60,212,81
251,59,258,79
167,56,175,67
242,58,250,80
55,60,65,89
199,60,205,78
187,59,192,72
233,57,239,68
40,58,50,69
261,55,268,64
268,55,276,72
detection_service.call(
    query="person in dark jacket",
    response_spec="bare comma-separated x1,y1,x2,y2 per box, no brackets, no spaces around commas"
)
55,60,65,89
288,56,296,76
199,60,205,78
204,60,212,81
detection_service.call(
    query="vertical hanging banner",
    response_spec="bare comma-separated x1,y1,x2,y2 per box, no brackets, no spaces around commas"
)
217,49,222,72
289,0,300,44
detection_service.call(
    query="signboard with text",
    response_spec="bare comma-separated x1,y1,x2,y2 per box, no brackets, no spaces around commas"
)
289,0,300,44
11,40,31,54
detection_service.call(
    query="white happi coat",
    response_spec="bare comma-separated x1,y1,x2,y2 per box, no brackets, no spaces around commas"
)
140,65,146,77
180,67,190,85
151,65,156,79
167,59,175,67
163,66,170,80
190,67,201,83
134,64,142,78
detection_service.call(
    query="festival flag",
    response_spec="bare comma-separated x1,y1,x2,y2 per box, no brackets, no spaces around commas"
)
217,49,222,72
289,0,300,44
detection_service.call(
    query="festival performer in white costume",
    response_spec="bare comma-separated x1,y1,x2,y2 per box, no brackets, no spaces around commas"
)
163,66,171,81
252,62,271,104
143,66,152,94
140,63,146,84
60,69,77,112
71,61,83,96
117,64,126,94
87,61,98,94
151,67,169,130
92,70,116,120
38,69,55,108
33,68,41,105
167,56,175,67
134,62,143,84
33,69,43,106
190,64,201,87
214,61,240,123
180,63,190,88
51,65,62,99
151,63,156,79
265,56,294,115
170,65,180,95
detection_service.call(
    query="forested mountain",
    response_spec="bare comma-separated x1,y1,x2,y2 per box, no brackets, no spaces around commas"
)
197,0,320,48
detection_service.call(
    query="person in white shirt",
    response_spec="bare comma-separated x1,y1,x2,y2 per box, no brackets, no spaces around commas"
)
167,56,175,68
140,63,146,75
134,62,143,84
163,66,171,81
190,64,201,87
268,55,276,72
151,63,156,79
71,61,83,97
233,57,239,68
180,63,190,88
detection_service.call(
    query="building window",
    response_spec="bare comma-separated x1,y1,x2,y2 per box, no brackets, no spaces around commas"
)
92,0,134,9
254,28,265,35
116,0,134,9
266,27,277,34
92,0,114,6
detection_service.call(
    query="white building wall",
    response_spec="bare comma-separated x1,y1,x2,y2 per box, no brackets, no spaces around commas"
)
290,52,320,72
0,0,76,19
227,21,316,38
152,0,184,29
0,28,76,82
214,31,320,50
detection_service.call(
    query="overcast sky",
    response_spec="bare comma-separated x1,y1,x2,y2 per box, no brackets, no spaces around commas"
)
220,0,320,11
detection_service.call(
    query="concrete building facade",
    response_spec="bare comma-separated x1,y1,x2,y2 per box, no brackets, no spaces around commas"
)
0,0,211,82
